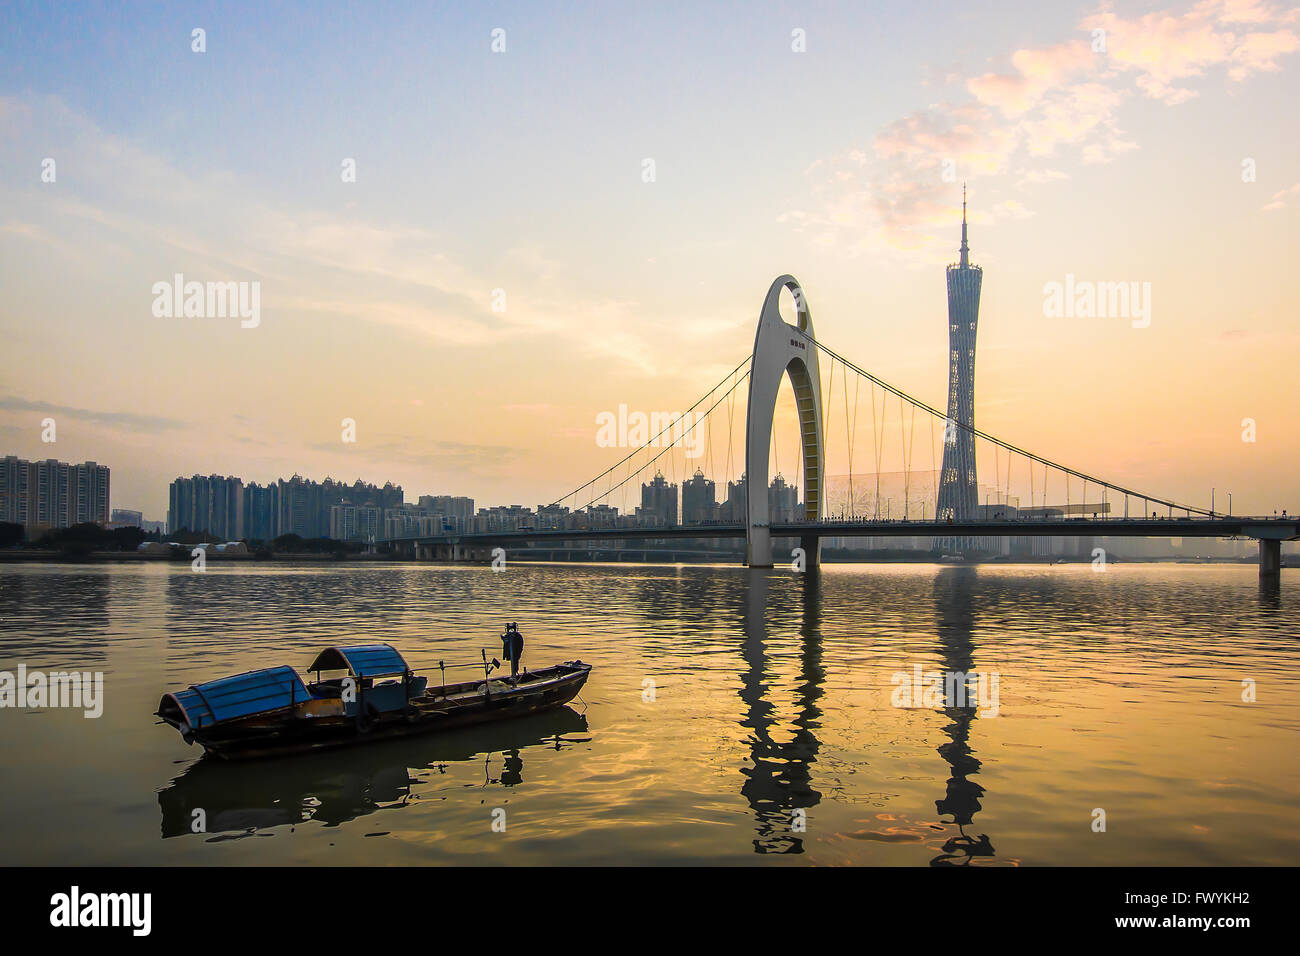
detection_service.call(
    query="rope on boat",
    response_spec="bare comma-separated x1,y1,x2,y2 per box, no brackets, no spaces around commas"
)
406,658,499,673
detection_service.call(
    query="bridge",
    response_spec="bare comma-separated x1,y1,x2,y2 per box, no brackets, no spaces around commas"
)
390,276,1296,582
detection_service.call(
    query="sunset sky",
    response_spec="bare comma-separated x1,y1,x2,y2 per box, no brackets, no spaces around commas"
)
1,0,1297,519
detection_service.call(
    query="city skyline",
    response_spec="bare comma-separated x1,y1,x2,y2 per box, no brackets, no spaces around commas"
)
2,1,1298,519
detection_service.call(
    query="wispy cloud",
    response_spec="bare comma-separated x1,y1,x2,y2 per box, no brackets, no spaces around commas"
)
0,93,685,376
786,0,1300,260
1263,180,1300,209
0,396,186,432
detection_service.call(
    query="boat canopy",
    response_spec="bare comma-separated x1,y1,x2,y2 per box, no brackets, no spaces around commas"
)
307,644,409,679
158,665,308,730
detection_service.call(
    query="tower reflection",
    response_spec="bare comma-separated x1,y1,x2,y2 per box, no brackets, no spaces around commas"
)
929,567,996,866
738,568,825,854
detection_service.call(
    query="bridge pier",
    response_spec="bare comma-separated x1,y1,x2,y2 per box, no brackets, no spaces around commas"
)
1259,538,1281,581
800,534,821,571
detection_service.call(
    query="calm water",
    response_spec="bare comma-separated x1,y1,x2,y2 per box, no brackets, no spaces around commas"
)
0,561,1295,866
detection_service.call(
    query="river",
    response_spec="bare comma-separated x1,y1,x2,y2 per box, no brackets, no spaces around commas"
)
0,561,1294,865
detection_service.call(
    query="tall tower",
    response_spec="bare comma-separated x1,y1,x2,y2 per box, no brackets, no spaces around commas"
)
936,186,982,546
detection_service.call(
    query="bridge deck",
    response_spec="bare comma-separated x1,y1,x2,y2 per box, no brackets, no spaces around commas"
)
390,517,1298,546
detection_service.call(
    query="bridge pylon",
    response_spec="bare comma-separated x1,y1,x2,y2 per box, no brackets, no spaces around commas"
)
745,275,824,567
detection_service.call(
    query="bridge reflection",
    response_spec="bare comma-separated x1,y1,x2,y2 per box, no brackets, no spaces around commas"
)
735,567,998,861
738,569,824,853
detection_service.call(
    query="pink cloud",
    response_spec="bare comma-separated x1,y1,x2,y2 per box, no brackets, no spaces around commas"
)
967,41,1099,115
789,0,1300,259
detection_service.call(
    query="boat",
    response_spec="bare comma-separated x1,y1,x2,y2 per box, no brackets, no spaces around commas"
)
156,643,592,761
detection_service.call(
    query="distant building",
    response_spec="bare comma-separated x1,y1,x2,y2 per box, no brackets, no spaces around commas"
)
110,509,143,528
329,503,382,542
536,503,571,529
166,471,407,541
242,481,279,541
681,469,717,524
383,507,445,539
472,505,535,533
0,456,109,529
583,504,622,528
768,474,800,523
168,474,243,538
637,472,678,526
276,474,322,538
719,474,748,523
418,495,474,522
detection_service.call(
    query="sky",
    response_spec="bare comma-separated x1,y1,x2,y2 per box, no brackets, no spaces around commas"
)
1,0,1297,520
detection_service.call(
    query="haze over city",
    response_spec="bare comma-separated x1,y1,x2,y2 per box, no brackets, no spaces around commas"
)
2,0,1297,519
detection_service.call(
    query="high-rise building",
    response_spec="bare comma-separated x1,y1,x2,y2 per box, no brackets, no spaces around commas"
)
70,461,110,526
637,471,678,526
330,503,382,542
768,474,800,523
719,473,748,523
417,494,474,530
681,469,717,524
243,482,280,541
277,475,323,538
167,474,243,537
936,187,983,547
0,456,108,529
0,455,32,525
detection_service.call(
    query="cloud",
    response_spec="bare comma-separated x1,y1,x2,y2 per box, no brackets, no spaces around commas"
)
1263,181,1300,210
787,0,1300,260
0,396,187,433
1017,168,1070,186
991,199,1035,220
1080,1,1300,103
306,437,525,474
0,93,689,379
967,41,1099,116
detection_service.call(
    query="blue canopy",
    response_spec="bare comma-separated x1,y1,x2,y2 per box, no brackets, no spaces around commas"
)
307,644,409,679
160,665,308,729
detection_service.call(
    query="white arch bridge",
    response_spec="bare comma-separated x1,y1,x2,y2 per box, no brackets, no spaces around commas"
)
391,276,1297,582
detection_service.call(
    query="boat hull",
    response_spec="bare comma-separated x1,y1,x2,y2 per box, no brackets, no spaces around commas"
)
177,662,591,761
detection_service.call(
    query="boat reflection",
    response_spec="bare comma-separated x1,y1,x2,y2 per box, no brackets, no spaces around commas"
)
157,706,589,838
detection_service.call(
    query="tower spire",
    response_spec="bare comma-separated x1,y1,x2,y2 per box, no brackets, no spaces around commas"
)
959,183,969,268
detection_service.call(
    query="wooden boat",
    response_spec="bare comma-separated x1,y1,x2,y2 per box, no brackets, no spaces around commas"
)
156,643,591,760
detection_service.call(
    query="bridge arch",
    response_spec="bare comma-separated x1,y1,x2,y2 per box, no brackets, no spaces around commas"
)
745,275,824,567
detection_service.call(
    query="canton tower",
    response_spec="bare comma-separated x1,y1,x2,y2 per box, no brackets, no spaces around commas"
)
936,186,982,540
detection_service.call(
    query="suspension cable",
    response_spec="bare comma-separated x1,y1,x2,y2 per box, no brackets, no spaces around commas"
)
568,369,752,514
549,355,750,509
813,339,1214,517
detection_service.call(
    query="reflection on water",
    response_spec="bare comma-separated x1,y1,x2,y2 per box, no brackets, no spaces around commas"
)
739,570,823,854
0,561,1296,865
158,708,589,838
930,569,995,866
0,569,109,662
